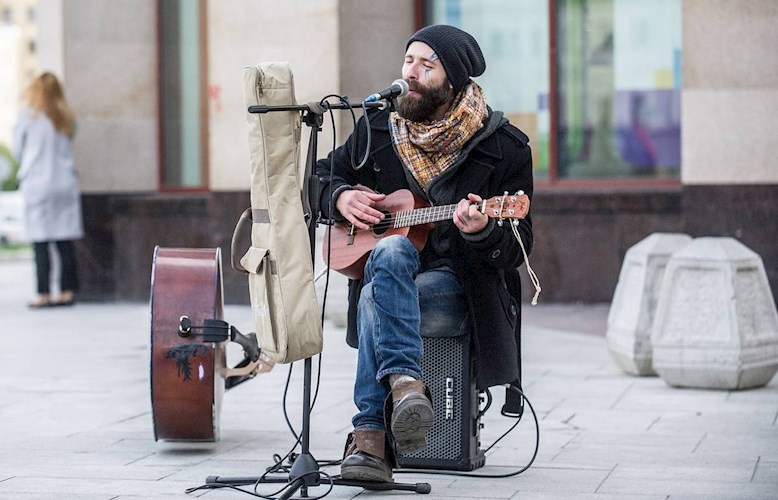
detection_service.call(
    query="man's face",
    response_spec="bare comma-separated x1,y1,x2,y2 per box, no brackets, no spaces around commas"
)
397,41,455,122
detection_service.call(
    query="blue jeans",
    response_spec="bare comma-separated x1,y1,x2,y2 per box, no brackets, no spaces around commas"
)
352,235,467,431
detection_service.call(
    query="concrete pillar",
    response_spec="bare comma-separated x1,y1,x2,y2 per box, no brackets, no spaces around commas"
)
651,237,778,389
36,0,159,194
607,233,693,375
36,0,64,78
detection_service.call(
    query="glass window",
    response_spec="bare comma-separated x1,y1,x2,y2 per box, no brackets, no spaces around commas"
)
556,0,681,179
428,0,551,179
425,0,682,183
159,0,205,189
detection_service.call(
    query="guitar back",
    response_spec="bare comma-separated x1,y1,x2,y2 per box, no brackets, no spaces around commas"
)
150,246,225,441
323,190,428,279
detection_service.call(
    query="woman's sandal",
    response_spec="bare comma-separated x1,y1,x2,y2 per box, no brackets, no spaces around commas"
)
49,297,75,307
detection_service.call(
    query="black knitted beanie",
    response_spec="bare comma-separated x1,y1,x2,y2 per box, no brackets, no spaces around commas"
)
406,24,486,92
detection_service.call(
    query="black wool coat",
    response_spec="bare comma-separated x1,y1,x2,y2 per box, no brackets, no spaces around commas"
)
315,106,534,389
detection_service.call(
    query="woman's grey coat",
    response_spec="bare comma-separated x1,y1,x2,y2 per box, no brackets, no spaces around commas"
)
12,107,84,243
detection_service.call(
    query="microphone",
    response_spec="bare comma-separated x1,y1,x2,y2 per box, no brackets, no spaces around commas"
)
363,79,409,103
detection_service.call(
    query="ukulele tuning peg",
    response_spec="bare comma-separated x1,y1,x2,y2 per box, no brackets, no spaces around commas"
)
497,219,504,227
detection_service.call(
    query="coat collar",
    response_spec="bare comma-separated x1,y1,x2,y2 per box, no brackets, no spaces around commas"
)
467,108,506,161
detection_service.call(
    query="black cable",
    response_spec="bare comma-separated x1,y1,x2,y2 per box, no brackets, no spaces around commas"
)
239,95,349,500
352,102,373,171
301,94,351,418
277,94,352,446
185,471,334,500
255,470,334,500
395,386,539,479
482,390,525,455
261,95,355,497
479,387,493,419
280,363,299,441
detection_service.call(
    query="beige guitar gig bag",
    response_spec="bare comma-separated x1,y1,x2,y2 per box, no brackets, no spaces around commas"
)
232,62,323,364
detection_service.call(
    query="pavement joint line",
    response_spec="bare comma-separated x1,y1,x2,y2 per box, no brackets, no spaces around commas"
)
691,432,708,453
124,452,155,466
563,432,581,449
646,415,661,431
530,464,613,471
749,455,761,482
542,396,566,418
608,379,635,409
594,463,618,493
549,431,580,462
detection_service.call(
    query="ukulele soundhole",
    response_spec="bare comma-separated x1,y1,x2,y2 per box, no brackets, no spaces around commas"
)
372,211,392,235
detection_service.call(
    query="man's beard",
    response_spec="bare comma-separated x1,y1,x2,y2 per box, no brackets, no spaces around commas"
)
395,80,455,122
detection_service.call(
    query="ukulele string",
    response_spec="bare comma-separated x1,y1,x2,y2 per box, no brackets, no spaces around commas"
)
358,204,457,232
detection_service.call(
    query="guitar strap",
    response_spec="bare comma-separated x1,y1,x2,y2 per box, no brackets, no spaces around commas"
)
231,62,323,364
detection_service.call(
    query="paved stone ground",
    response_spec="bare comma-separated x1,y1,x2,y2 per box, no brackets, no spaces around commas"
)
1,253,776,499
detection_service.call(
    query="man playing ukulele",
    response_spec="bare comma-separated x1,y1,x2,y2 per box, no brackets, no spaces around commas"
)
315,24,534,483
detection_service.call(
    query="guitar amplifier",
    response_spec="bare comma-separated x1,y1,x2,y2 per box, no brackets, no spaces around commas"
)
397,332,485,471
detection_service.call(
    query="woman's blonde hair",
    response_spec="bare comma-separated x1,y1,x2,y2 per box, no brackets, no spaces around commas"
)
24,72,76,137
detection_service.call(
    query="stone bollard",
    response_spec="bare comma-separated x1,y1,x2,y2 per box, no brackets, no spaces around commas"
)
651,237,778,390
607,233,693,375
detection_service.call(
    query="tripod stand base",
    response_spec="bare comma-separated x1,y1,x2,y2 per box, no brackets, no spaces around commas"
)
204,474,432,494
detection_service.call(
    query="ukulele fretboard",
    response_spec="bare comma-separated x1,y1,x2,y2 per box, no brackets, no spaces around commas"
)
394,203,461,228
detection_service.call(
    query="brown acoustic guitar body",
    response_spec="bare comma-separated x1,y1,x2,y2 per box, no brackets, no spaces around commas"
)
322,189,430,279
150,247,225,441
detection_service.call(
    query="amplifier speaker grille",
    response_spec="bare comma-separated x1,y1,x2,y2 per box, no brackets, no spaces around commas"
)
397,334,485,471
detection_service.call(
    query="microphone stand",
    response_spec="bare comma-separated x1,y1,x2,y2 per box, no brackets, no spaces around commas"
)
203,99,431,498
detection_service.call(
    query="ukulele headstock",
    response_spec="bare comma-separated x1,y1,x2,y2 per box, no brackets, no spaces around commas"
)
482,191,530,220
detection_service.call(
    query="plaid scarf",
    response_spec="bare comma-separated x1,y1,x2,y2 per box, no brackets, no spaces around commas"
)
390,82,488,189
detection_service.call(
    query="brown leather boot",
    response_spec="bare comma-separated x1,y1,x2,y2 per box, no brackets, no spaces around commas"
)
389,380,434,454
340,429,393,482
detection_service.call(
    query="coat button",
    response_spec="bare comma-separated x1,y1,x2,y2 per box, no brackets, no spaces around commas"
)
490,249,501,259
511,304,517,316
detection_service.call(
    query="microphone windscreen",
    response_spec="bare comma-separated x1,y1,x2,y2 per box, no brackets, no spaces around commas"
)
392,79,409,97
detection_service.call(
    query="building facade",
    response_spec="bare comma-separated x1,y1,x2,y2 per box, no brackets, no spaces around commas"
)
32,0,778,305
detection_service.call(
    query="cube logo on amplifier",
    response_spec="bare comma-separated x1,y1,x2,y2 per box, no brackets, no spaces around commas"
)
445,377,454,420
397,333,485,471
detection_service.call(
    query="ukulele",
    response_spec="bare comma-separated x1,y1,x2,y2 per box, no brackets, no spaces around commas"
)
322,189,530,279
